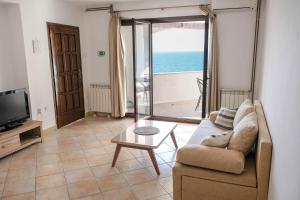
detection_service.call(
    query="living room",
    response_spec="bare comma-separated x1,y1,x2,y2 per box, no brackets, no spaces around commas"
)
0,0,299,199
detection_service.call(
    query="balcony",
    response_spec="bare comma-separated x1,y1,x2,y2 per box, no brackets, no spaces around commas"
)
126,71,203,120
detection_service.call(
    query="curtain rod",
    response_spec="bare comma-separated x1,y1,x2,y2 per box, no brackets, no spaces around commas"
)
86,4,210,12
214,6,254,12
85,4,254,13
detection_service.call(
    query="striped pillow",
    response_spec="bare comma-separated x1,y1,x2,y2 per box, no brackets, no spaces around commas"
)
214,108,237,129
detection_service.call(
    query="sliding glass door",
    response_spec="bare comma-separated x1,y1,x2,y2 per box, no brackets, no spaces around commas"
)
122,16,208,122
132,20,152,121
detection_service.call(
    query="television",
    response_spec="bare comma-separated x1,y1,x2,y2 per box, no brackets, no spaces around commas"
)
0,89,30,132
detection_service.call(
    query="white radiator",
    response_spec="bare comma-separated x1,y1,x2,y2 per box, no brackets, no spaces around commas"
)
220,89,252,109
88,84,112,113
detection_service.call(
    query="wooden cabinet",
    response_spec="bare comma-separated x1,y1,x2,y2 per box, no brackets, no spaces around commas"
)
0,120,42,158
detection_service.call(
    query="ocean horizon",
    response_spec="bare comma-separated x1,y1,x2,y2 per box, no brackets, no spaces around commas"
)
153,51,204,73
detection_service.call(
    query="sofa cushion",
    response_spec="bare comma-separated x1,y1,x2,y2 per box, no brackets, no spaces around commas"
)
215,108,236,129
177,145,245,174
228,112,258,155
173,154,257,188
233,99,254,127
209,111,219,123
200,131,233,148
188,119,226,145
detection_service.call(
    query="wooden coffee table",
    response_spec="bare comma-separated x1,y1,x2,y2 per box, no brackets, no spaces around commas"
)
111,120,178,175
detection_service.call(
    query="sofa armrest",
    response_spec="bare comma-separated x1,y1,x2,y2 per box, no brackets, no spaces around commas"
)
176,145,245,174
209,111,219,123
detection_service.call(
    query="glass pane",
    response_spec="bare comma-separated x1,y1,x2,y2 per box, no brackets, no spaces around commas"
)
152,21,205,119
134,22,151,119
121,26,135,113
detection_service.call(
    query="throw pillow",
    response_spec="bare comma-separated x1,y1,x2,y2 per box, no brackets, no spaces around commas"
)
228,112,258,155
214,107,237,129
200,131,233,148
233,99,255,127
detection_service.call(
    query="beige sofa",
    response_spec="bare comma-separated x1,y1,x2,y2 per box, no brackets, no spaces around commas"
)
173,101,272,200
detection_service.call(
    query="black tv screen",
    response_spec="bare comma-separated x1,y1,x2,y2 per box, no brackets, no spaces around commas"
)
0,89,30,128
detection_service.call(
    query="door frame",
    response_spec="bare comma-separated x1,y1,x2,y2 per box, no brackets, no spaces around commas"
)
132,19,153,121
47,22,85,128
122,15,209,123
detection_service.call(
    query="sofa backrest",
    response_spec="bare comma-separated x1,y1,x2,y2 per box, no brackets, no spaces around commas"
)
254,100,272,200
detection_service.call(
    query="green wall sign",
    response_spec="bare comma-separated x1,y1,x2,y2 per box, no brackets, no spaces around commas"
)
97,51,105,56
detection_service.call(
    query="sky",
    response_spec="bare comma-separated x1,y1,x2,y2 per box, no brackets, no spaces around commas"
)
153,28,205,52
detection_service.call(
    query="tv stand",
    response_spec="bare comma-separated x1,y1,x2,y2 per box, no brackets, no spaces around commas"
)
0,120,42,158
0,121,23,132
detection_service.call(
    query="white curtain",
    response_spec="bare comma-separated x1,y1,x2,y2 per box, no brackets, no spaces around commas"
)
109,12,126,117
200,5,220,112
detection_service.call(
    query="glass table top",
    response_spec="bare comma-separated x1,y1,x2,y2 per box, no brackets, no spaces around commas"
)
111,120,177,148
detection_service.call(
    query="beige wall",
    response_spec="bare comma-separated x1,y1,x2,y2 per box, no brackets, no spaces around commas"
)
0,3,28,92
83,0,257,95
255,0,300,199
1,0,87,129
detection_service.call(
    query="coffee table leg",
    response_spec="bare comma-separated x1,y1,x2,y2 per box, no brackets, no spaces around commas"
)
170,131,178,149
112,144,122,167
147,149,160,175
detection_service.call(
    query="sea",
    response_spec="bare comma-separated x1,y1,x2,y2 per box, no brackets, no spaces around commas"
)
153,51,204,73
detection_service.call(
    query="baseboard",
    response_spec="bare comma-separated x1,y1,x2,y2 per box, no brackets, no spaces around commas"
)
85,111,111,118
42,125,57,136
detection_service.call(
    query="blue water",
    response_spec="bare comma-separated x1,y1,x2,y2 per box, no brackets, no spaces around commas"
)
153,51,204,73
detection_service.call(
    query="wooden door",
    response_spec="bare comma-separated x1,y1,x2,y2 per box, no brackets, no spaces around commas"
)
48,23,85,128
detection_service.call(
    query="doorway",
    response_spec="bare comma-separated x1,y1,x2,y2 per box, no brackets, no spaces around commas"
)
122,16,208,123
47,23,85,128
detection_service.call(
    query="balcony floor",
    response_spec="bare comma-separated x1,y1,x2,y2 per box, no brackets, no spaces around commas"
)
153,100,202,119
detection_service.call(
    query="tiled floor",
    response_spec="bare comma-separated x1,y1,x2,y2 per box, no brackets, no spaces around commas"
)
0,116,197,200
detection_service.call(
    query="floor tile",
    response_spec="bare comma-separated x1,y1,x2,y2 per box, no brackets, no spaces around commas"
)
116,159,143,172
0,171,7,184
0,183,4,197
117,151,134,161
158,176,173,193
86,154,113,167
3,178,35,197
83,147,107,157
91,164,119,178
36,163,63,177
157,151,177,163
136,156,165,168
97,174,128,192
37,145,60,155
36,185,69,200
80,140,102,150
9,157,35,170
0,117,196,200
147,164,172,178
6,167,36,182
103,144,117,153
65,168,94,184
123,169,155,185
102,187,137,200
154,144,175,154
59,143,82,153
132,181,167,200
75,194,103,200
36,154,60,166
36,173,66,191
60,150,85,161
62,158,89,171
0,156,12,172
67,179,100,199
150,194,172,200
1,192,35,200
128,149,148,158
